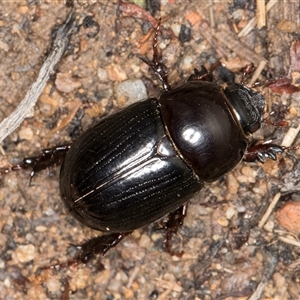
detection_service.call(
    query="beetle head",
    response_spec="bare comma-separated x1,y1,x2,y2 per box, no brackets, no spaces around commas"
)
224,83,265,135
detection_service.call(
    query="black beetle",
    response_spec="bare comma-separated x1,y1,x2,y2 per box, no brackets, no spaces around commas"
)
61,80,267,233
0,23,291,265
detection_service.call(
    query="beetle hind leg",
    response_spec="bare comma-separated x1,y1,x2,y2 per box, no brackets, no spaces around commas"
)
164,204,188,257
42,231,132,270
47,232,132,270
73,232,132,264
0,144,71,184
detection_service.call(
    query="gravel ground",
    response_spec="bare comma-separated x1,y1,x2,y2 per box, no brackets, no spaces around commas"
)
0,1,299,300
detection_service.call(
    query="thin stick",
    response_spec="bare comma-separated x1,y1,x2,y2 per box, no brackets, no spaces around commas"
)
214,30,267,66
0,11,76,144
209,0,215,34
258,192,281,228
238,0,278,37
248,247,278,300
279,236,300,248
248,60,267,86
256,0,266,29
281,123,300,147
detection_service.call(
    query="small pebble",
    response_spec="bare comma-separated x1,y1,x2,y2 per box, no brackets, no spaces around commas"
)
217,216,229,227
123,287,134,299
114,79,147,107
18,127,34,141
212,234,222,241
181,55,193,71
263,220,274,232
3,277,11,288
139,233,152,249
55,72,82,93
27,285,47,300
18,5,29,14
107,270,127,292
291,72,300,87
273,272,286,289
151,232,162,242
277,20,297,33
0,259,5,269
0,233,7,247
241,166,256,178
106,63,128,81
236,174,256,183
179,24,191,43
45,208,55,216
226,206,236,220
46,277,61,293
14,244,35,263
256,251,264,263
253,179,267,196
95,269,111,285
163,272,176,282
170,23,181,37
227,173,238,195
35,225,47,232
71,268,91,290
25,233,35,244
276,201,300,234
131,281,139,291
97,67,109,82
289,106,298,116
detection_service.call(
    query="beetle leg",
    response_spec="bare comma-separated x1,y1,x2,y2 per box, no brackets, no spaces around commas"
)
49,232,132,270
0,144,71,184
240,63,255,84
164,204,188,257
243,143,299,163
74,232,132,263
138,20,171,91
187,61,224,83
187,66,212,82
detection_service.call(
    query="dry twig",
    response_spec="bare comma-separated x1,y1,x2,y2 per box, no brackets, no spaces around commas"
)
258,192,281,228
0,11,77,144
238,0,278,37
256,0,266,29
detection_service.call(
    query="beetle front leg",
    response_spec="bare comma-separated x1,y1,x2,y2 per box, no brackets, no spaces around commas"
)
0,144,71,184
243,143,298,163
139,20,171,91
164,204,188,257
244,143,284,163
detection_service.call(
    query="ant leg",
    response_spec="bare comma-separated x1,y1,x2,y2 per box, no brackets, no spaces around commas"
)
139,20,171,91
164,204,188,257
244,143,298,163
50,232,132,270
0,144,71,184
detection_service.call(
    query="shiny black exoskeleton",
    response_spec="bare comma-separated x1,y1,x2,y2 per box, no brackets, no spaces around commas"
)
60,81,264,233
0,23,288,265
57,71,284,262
